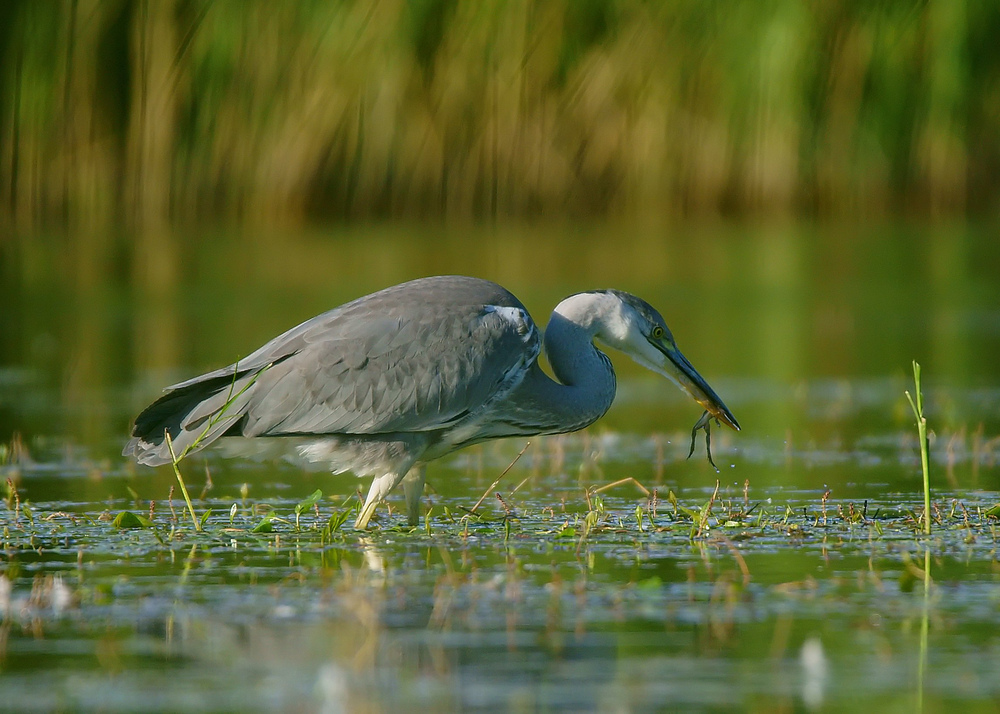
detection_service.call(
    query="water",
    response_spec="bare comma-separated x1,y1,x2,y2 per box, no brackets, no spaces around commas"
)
2,221,1000,712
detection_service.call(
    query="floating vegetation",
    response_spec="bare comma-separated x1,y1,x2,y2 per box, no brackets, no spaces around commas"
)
2,462,1000,712
4,475,999,555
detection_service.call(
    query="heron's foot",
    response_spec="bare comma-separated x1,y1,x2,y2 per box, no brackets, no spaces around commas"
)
355,471,406,530
354,501,379,530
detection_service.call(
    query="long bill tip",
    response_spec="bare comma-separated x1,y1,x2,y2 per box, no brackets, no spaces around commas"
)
704,402,740,432
661,345,740,433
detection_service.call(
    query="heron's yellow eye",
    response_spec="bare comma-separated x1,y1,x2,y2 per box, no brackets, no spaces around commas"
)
651,326,664,339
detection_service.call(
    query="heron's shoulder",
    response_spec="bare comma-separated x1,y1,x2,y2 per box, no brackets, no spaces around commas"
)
370,276,524,310
481,304,535,341
313,276,526,326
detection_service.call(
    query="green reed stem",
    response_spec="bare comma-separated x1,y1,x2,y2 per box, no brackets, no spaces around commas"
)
905,361,932,535
158,362,270,534
165,431,201,533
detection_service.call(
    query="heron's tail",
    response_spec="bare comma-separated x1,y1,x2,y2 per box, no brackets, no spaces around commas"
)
123,368,262,467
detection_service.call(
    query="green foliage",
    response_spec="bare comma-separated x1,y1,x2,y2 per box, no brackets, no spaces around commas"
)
0,0,995,227
322,509,352,541
294,490,324,531
251,512,277,534
112,511,154,529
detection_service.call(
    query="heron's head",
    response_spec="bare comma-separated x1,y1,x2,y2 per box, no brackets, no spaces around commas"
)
597,291,740,431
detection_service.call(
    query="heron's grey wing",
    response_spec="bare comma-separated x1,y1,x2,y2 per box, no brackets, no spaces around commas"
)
123,275,534,465
239,302,539,437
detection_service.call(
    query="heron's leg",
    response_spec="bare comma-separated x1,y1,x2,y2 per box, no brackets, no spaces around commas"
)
401,465,426,526
355,472,403,530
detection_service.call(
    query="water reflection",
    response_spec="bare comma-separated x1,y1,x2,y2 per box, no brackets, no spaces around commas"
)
4,223,1000,460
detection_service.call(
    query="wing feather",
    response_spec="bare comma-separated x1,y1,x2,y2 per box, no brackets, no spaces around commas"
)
237,277,539,438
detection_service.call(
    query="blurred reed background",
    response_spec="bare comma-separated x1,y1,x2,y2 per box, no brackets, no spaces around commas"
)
0,0,995,232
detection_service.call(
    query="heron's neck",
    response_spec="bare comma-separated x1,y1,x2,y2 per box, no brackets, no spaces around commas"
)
508,293,618,434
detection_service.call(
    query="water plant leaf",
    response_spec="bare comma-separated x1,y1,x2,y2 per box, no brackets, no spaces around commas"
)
112,511,153,529
251,512,276,533
323,509,351,536
295,489,323,515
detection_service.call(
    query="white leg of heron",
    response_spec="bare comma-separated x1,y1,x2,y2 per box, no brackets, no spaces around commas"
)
355,472,403,530
402,465,426,526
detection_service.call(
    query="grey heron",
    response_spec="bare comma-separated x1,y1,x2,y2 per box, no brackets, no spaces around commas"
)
124,275,739,529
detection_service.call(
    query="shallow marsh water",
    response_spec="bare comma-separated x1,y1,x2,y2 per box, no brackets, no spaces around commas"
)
2,222,1000,712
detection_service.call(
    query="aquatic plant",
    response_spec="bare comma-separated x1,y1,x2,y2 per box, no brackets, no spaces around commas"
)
905,360,932,535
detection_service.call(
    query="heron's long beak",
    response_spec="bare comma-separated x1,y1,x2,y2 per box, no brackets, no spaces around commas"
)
655,341,740,431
